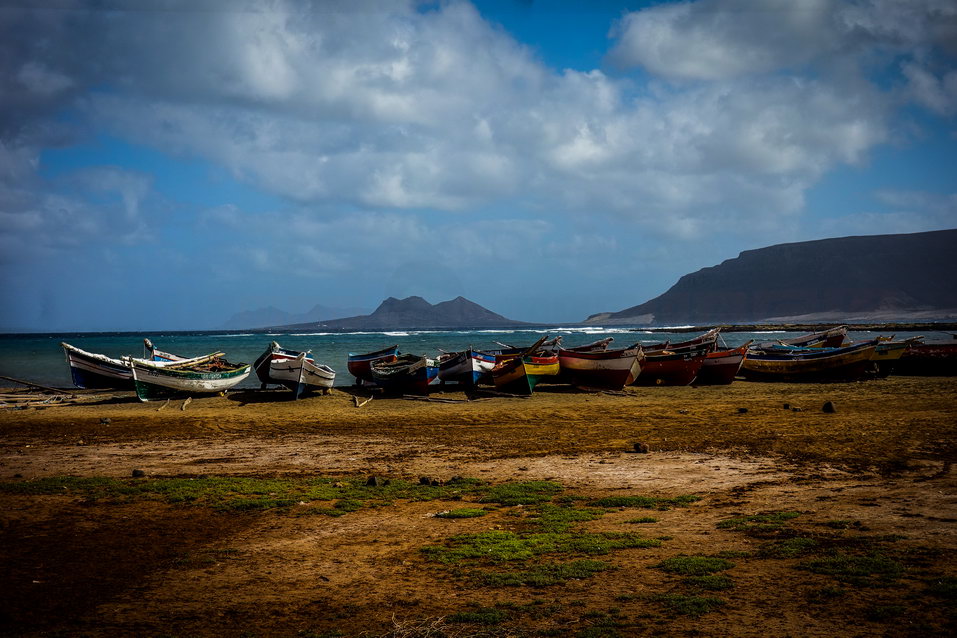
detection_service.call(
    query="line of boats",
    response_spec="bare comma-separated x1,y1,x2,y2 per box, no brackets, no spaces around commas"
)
59,326,955,401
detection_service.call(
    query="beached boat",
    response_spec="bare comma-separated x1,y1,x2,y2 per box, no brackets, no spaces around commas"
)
557,345,642,390
893,341,957,376
633,347,707,386
695,342,751,385
739,340,877,382
492,352,560,395
437,348,497,386
254,342,335,398
757,325,848,349
62,340,206,390
347,345,399,384
643,328,720,355
129,354,251,401
370,354,438,395
865,338,921,378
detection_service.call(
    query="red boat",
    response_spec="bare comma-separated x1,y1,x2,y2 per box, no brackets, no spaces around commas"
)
694,341,751,385
894,342,957,376
633,347,707,386
347,345,399,384
557,345,643,390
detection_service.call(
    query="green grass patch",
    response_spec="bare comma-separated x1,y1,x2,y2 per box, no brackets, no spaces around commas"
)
526,504,604,532
653,594,725,618
447,606,508,625
625,516,658,524
717,511,801,534
760,537,819,558
589,495,700,510
478,481,563,506
684,574,733,591
799,552,904,586
480,559,613,587
656,555,735,576
435,508,489,519
422,530,661,564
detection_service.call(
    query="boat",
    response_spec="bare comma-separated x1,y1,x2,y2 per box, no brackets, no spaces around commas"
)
557,345,642,390
865,337,920,378
739,340,877,382
893,341,957,376
62,340,206,390
128,354,252,401
254,342,335,398
491,352,560,395
347,345,399,384
437,348,497,386
694,342,751,385
757,325,848,349
370,354,438,395
633,347,708,386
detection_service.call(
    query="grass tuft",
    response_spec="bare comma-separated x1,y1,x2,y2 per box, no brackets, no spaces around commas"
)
653,594,725,617
435,508,489,519
717,511,800,534
589,495,700,510
478,481,563,506
656,555,734,576
684,574,734,591
479,560,613,587
760,537,819,558
799,552,903,586
422,530,660,564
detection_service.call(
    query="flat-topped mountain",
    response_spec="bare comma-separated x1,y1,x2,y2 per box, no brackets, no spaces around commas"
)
276,296,526,330
586,229,957,325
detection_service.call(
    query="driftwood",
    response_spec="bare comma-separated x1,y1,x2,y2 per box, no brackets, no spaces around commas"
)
156,399,170,411
353,395,373,408
181,397,192,411
0,374,72,395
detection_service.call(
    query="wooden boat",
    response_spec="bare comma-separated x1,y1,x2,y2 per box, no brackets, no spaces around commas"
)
492,352,560,395
695,341,751,385
370,354,438,395
739,340,877,382
866,337,920,378
557,345,642,390
62,340,206,390
129,354,251,401
633,347,707,386
347,345,399,384
757,325,848,349
437,348,497,386
254,342,335,398
893,341,957,376
564,337,614,353
643,328,720,355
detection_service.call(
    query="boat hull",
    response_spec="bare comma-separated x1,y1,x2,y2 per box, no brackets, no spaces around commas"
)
130,360,252,401
740,343,877,382
558,347,642,390
492,355,559,395
269,355,335,399
347,345,399,384
371,355,438,395
634,351,706,386
694,343,750,385
438,349,496,386
62,345,134,389
893,343,957,376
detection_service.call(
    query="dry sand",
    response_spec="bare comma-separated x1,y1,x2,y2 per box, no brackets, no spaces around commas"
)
1,377,955,636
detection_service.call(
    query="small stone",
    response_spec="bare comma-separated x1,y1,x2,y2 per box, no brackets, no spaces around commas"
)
419,476,432,486
822,401,836,413
783,403,790,410
634,442,650,454
366,475,383,487
430,479,442,487
737,407,748,414
99,417,111,425
13,473,23,478
131,469,145,478
678,409,688,414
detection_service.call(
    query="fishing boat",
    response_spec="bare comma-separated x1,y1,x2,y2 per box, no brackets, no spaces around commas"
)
255,342,335,398
437,348,497,386
694,342,751,385
370,354,438,394
633,347,707,386
893,341,957,376
62,340,206,390
757,325,848,349
739,340,877,382
557,345,642,390
491,352,560,395
128,354,252,401
347,345,399,384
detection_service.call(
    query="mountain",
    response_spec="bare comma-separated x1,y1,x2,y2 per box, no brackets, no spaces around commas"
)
220,303,370,330
586,229,957,325
276,296,526,330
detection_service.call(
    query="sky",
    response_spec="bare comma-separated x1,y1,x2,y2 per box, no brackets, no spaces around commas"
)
1,0,956,332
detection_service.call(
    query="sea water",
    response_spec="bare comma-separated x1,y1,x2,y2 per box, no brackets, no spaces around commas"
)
0,326,935,389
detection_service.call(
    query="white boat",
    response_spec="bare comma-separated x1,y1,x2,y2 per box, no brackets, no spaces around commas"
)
437,348,496,385
268,351,335,399
128,354,251,401
62,340,210,390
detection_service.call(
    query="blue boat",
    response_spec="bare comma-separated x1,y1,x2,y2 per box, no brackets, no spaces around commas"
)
437,348,496,386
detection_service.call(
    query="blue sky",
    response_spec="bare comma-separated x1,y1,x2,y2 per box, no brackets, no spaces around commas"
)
1,0,955,331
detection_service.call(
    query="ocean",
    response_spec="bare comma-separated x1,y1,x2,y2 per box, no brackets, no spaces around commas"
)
0,326,935,389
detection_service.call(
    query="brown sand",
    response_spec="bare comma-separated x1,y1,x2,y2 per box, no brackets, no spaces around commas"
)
1,377,955,636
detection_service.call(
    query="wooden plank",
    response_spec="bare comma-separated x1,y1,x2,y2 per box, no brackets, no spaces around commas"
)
0,375,72,395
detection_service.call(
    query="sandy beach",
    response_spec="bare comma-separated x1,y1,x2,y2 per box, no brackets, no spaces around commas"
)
1,377,955,636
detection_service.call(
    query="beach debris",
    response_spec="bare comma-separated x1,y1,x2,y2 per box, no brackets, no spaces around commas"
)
131,469,145,478
353,395,373,408
0,374,72,395
100,417,111,425
737,407,749,414
634,442,650,453
402,395,467,403
156,399,170,411
783,403,790,410
181,397,192,411
822,401,836,413
792,407,803,412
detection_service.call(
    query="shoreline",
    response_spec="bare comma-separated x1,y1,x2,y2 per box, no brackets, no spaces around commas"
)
645,321,957,333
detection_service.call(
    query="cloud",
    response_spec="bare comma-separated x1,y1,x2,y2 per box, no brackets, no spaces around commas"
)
819,189,957,237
